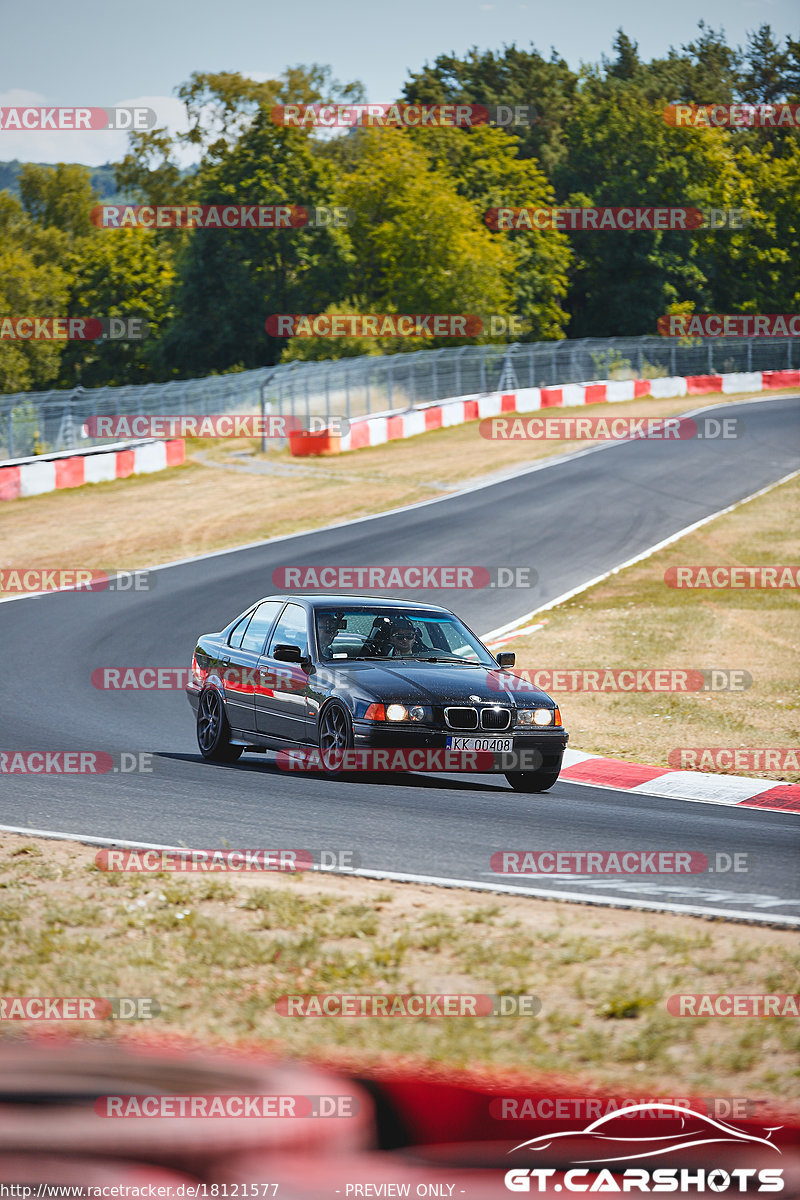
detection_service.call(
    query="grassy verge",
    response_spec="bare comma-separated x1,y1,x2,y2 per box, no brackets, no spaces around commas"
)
0,389,787,588
504,474,799,782
1,832,798,1104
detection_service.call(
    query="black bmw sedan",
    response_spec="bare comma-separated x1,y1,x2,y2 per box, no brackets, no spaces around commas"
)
186,594,568,792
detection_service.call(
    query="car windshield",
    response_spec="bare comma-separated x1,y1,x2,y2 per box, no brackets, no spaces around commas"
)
314,607,496,665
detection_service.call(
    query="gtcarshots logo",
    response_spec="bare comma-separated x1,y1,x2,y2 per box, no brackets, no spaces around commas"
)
90,204,352,229
505,1104,785,1191
480,415,739,441
270,102,537,127
271,565,537,589
488,668,753,693
0,106,156,131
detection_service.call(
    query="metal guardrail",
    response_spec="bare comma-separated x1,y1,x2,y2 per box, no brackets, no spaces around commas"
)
1,335,797,461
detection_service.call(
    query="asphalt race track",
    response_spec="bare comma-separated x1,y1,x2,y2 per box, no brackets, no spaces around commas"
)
2,394,799,923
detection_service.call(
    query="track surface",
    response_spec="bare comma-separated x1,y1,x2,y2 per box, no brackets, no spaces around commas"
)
2,394,799,921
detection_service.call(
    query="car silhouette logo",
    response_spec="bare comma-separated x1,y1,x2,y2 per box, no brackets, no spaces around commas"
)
510,1103,783,1165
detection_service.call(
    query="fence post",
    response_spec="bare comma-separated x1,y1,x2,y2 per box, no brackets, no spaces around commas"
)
387,356,393,410
7,409,13,460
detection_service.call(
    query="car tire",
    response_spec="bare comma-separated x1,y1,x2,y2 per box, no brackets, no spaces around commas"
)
317,701,354,778
505,766,561,793
197,687,244,763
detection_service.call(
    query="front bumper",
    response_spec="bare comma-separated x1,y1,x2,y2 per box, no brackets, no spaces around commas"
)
351,720,568,773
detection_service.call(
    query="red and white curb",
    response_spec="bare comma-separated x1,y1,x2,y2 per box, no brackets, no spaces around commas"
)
559,748,799,813
0,438,185,501
295,368,799,454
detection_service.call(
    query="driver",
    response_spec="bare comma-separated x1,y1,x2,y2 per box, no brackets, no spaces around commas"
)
316,611,344,657
384,615,423,657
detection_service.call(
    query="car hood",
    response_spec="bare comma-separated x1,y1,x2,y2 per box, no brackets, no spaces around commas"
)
334,662,554,707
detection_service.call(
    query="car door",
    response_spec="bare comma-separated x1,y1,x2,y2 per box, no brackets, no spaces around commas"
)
255,602,311,742
222,600,282,735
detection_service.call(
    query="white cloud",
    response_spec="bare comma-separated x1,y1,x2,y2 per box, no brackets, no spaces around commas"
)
0,91,196,168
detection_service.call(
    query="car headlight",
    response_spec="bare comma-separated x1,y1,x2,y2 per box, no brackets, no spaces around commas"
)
384,703,427,722
517,708,556,726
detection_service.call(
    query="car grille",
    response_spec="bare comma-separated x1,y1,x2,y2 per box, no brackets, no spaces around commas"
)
481,707,511,730
444,706,512,731
444,706,479,730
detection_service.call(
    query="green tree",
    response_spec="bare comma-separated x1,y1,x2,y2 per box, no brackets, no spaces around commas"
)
0,192,71,393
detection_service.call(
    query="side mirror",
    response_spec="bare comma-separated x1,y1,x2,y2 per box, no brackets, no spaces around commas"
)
496,651,516,668
273,644,303,664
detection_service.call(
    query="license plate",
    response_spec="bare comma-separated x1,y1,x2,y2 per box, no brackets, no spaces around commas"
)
446,736,513,753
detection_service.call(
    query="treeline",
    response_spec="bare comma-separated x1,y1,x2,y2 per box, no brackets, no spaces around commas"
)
1,25,798,394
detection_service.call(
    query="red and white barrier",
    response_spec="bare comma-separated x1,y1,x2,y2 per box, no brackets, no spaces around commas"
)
298,368,798,456
0,439,185,502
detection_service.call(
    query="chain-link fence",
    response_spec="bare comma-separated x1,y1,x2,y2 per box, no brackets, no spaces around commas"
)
1,334,797,461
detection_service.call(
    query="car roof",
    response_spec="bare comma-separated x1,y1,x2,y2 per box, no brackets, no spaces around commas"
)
252,594,453,614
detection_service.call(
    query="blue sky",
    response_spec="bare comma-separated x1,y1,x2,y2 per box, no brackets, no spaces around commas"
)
1,0,797,165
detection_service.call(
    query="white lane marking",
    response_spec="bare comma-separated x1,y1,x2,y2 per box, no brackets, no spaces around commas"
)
478,874,800,908
632,772,774,803
0,823,797,927
481,462,800,641
553,772,797,812
2,393,796,607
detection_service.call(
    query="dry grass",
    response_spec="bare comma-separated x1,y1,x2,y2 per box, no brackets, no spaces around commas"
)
1,832,798,1105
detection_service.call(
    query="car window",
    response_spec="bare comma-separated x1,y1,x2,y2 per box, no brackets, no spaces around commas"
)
228,610,255,649
266,602,308,657
239,600,282,653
